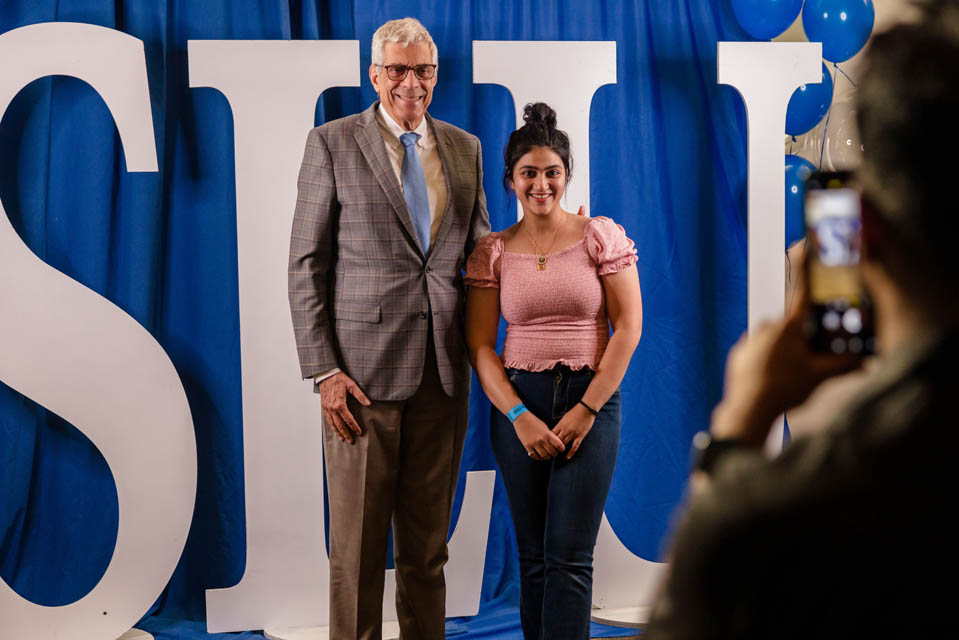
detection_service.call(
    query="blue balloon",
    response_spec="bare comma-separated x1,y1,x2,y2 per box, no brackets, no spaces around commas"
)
786,63,834,136
802,0,875,63
785,155,816,248
732,0,804,40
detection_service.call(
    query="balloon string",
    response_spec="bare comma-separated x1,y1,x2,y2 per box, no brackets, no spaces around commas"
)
818,64,840,170
835,64,857,87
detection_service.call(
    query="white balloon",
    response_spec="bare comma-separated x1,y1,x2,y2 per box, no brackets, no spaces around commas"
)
822,96,863,171
786,118,825,168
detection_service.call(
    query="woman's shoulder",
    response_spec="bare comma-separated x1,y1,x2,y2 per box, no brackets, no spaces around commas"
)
584,215,638,274
475,230,505,251
584,215,629,238
567,211,590,233
495,221,531,252
466,232,505,287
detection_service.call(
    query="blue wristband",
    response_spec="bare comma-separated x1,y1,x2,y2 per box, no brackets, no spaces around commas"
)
506,403,528,422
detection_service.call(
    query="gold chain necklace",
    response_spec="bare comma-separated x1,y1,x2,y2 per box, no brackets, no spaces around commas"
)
522,214,566,271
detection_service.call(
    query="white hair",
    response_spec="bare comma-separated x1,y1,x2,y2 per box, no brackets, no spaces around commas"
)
371,17,438,67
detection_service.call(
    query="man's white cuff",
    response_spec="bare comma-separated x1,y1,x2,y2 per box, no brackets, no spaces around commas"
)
313,368,341,385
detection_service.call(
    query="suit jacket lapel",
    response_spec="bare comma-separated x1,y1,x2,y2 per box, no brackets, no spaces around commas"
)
428,115,457,260
354,103,425,259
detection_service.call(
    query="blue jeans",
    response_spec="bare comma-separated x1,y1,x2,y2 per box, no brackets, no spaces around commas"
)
491,366,621,640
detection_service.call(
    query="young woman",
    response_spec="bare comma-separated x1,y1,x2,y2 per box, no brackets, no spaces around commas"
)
465,103,643,639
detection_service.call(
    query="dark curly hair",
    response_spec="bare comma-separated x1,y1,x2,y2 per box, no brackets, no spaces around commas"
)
502,102,573,192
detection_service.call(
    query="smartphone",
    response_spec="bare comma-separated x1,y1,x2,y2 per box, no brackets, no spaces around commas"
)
803,171,876,355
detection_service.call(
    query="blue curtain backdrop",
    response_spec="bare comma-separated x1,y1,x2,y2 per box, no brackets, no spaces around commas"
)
0,0,750,636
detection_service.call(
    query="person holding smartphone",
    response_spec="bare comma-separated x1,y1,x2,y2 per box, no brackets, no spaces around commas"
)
646,3,959,638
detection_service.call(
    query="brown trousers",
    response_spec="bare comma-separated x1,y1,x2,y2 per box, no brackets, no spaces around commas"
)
323,342,469,640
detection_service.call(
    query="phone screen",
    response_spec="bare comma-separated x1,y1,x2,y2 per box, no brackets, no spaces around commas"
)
804,173,876,355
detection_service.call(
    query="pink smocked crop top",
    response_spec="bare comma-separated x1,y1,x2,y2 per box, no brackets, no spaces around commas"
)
465,216,638,371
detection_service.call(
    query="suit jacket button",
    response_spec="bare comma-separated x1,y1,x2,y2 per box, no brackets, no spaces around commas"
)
425,266,432,273
418,311,428,319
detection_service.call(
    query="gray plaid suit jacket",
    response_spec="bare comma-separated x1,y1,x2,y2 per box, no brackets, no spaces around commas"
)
288,102,490,401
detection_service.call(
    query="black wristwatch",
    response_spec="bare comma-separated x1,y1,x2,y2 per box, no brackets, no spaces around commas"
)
690,431,746,475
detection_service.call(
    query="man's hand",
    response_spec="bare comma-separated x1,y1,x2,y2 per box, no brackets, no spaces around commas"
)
552,403,596,459
318,372,371,444
711,283,862,445
513,412,566,460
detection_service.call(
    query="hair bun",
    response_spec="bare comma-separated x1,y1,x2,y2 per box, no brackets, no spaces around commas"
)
522,102,557,129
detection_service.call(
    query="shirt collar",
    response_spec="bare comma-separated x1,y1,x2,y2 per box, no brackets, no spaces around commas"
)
377,103,431,150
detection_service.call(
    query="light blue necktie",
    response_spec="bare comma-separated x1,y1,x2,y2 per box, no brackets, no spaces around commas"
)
400,131,431,255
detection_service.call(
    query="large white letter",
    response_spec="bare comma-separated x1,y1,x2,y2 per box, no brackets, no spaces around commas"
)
0,22,196,640
717,42,822,329
189,40,359,632
473,41,616,217
718,42,822,450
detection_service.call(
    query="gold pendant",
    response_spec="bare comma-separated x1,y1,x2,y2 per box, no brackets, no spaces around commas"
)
537,255,547,271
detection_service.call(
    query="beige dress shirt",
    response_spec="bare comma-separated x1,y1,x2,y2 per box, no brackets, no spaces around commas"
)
376,103,448,244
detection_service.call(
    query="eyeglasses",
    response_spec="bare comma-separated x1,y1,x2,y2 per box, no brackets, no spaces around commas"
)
377,64,437,81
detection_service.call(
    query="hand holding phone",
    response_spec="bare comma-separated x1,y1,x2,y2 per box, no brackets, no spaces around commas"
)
803,171,876,355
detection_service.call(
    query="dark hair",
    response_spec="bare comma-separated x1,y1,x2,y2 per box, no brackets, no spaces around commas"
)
502,103,573,192
855,0,959,298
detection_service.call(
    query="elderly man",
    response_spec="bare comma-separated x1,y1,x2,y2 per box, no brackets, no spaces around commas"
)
647,2,958,638
288,17,488,640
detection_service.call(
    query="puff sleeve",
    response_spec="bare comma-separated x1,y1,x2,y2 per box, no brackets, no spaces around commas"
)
464,232,503,288
585,216,638,275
